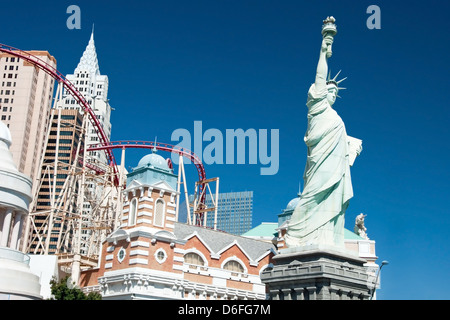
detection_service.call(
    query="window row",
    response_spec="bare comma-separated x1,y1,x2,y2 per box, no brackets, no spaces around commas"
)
64,99,97,105
3,65,19,71
1,106,13,112
2,74,18,79
0,90,15,95
1,81,16,87
184,252,245,273
0,99,13,104
115,248,247,275
3,57,19,63
128,197,166,227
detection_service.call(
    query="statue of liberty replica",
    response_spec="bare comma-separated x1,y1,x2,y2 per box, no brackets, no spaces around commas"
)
285,16,362,249
262,17,372,300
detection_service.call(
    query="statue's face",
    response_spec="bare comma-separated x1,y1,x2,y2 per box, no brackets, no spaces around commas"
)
327,86,338,106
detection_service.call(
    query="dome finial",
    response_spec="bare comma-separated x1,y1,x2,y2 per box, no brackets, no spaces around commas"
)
152,136,157,153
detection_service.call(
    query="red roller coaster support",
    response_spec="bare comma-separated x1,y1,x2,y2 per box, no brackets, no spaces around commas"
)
88,141,209,225
87,140,206,182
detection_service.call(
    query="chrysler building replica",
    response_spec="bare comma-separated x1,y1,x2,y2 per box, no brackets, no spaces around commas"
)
55,30,112,162
52,30,113,255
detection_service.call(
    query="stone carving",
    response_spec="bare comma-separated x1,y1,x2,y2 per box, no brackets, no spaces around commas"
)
354,213,369,240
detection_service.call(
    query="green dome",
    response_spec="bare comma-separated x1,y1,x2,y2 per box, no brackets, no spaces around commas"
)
137,151,169,171
285,194,301,211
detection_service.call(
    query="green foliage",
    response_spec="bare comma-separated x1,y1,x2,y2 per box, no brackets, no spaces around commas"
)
48,275,102,300
86,291,103,300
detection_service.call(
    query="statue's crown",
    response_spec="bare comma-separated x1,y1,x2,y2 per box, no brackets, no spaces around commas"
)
326,70,347,91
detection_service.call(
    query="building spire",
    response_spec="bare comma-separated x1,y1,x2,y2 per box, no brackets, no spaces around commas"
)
153,137,158,153
74,27,100,75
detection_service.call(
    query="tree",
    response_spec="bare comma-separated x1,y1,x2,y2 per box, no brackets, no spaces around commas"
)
49,276,102,300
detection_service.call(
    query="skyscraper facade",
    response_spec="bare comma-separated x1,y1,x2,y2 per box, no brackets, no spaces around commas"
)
0,51,56,191
28,109,83,255
190,191,253,235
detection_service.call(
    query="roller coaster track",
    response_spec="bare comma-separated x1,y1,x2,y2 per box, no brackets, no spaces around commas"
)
0,43,208,228
0,43,207,189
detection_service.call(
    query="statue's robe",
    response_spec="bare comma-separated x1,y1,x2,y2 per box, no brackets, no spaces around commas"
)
285,83,354,248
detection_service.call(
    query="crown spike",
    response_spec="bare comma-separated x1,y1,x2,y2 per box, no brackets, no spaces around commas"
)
336,77,347,84
332,70,342,81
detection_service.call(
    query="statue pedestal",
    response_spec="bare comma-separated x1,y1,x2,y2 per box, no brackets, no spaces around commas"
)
261,245,371,300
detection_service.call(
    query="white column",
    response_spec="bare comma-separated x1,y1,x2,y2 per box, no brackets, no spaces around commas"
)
1,208,13,247
0,209,4,241
114,147,126,230
72,254,81,288
9,211,24,250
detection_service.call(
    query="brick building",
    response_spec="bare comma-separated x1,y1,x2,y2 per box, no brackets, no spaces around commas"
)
80,150,275,299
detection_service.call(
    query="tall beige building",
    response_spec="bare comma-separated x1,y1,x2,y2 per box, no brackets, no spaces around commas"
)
0,51,57,192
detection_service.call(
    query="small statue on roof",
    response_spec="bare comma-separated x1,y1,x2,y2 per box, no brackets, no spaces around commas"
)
354,213,369,240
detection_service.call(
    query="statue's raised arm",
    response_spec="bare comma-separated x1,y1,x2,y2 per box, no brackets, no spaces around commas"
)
315,36,333,93
315,16,337,92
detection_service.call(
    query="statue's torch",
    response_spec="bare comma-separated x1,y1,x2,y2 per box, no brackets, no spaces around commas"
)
322,16,337,58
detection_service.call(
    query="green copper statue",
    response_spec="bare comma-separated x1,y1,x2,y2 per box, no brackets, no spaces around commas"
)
285,17,362,248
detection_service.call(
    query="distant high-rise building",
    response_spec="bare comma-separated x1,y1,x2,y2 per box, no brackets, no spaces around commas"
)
29,109,83,255
0,51,56,191
189,191,253,235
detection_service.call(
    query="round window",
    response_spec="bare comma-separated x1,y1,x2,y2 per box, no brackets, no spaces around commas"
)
117,248,126,263
155,248,167,264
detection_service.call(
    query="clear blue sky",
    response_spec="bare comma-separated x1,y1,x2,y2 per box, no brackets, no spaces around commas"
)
1,0,449,300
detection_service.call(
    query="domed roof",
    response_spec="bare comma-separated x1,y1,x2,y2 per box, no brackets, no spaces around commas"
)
285,194,301,211
0,120,12,147
137,150,170,171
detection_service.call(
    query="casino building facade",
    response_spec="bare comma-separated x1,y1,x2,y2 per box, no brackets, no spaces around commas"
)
80,149,275,300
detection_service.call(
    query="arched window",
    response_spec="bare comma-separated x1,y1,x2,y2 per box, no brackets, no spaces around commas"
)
184,252,205,267
223,260,245,273
128,198,137,226
154,199,165,227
